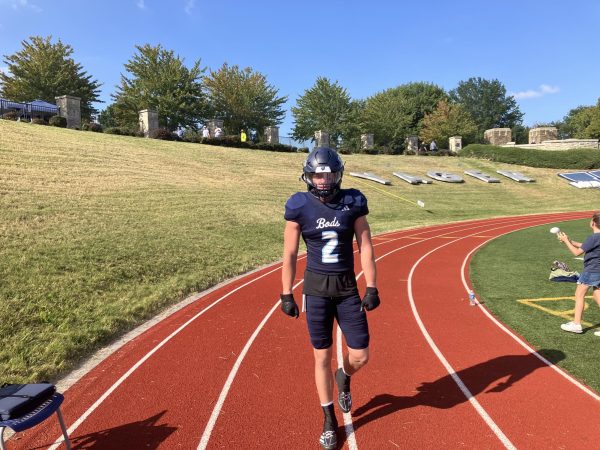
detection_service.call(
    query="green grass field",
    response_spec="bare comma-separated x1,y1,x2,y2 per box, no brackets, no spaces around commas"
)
471,219,600,391
1,119,598,382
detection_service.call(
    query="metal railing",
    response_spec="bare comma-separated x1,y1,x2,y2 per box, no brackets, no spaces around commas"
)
0,99,59,120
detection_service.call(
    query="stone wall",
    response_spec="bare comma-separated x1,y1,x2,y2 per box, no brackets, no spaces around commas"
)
484,128,512,146
529,127,558,144
55,95,81,129
449,136,462,152
206,119,224,137
405,136,418,153
264,126,279,144
360,134,374,150
502,139,599,150
138,109,158,137
315,130,330,148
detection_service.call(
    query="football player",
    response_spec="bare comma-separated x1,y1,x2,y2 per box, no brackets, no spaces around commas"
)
281,147,380,450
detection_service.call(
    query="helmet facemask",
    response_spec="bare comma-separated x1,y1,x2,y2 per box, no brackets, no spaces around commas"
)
302,167,343,199
301,147,344,200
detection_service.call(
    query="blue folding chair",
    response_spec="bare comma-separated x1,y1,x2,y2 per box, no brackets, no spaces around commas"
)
0,393,71,450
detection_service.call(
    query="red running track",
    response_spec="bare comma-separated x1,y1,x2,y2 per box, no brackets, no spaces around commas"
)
9,212,600,449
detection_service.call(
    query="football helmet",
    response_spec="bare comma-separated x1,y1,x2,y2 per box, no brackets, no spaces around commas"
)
301,147,344,199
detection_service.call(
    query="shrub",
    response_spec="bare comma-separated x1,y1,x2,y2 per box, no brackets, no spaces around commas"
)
82,122,103,132
460,144,600,169
31,118,47,125
104,127,123,135
298,147,310,153
182,129,201,143
49,115,67,128
150,128,176,140
1,111,20,121
88,123,103,133
432,149,457,157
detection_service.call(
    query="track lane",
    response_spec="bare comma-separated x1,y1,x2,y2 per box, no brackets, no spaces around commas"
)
409,211,600,448
9,212,599,449
200,215,554,449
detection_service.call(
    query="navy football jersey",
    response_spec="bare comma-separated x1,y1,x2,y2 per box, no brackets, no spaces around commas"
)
284,189,369,274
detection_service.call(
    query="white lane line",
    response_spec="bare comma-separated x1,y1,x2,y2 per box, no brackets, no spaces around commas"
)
196,280,303,449
195,220,515,450
329,215,541,450
406,222,528,449
47,264,286,450
52,215,548,449
401,213,585,449
460,215,600,402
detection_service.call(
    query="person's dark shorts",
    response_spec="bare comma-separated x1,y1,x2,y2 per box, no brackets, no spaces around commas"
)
577,271,600,289
305,294,370,350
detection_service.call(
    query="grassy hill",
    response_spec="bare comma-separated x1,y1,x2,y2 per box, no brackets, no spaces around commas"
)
0,119,597,382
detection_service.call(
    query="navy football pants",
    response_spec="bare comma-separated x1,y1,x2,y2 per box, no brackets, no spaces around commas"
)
305,294,370,350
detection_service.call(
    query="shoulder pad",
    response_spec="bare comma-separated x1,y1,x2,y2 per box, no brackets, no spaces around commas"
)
344,188,366,206
285,192,308,210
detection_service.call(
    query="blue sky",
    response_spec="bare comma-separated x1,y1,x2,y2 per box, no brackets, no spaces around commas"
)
1,0,599,137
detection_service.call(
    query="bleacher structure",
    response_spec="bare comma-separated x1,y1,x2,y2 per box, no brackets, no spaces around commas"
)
557,171,600,189
0,98,59,121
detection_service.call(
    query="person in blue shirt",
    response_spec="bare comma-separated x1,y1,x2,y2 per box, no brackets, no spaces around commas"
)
280,147,380,450
558,212,600,335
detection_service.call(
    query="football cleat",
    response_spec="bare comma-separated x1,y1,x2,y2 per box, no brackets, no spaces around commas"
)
319,428,337,450
335,368,352,413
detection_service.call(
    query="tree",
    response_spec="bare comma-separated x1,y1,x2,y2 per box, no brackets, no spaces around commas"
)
361,82,448,150
204,63,286,135
291,77,353,145
450,77,523,141
338,100,366,152
558,104,596,139
112,44,207,131
419,100,477,148
0,35,101,119
584,99,600,139
512,124,530,144
98,104,118,128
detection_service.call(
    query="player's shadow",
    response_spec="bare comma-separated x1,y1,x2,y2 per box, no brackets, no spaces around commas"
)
582,322,600,333
66,411,177,449
351,349,565,432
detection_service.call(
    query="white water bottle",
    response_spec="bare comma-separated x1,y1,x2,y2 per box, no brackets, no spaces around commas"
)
468,290,476,306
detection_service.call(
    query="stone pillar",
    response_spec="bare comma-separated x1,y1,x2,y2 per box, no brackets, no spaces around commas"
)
406,135,418,153
484,128,512,146
206,119,224,137
138,109,158,137
529,127,558,144
315,130,330,148
449,136,463,153
264,126,279,144
55,95,81,129
360,134,374,150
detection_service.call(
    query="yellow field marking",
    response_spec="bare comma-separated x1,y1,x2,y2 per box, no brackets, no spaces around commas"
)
517,296,594,327
349,177,422,207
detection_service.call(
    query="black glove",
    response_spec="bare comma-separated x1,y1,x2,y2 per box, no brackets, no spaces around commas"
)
361,287,380,311
280,293,299,318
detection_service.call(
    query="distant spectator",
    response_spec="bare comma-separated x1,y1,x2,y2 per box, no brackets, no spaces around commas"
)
419,142,428,153
430,140,437,152
214,127,223,139
176,127,184,138
250,130,257,143
202,126,210,139
240,129,247,142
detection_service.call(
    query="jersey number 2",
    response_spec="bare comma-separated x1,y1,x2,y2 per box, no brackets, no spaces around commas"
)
321,231,339,263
